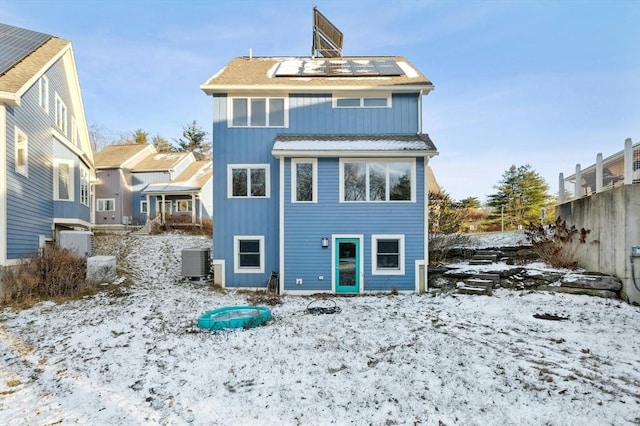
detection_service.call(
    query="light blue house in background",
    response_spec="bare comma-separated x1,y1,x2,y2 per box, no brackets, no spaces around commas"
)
0,23,94,266
201,55,438,294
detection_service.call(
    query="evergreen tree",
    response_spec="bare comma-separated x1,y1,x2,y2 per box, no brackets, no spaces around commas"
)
132,128,149,145
487,164,551,229
428,190,463,234
174,120,211,160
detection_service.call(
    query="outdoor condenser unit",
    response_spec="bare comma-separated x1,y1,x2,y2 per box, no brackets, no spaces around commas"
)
181,247,211,278
58,230,94,257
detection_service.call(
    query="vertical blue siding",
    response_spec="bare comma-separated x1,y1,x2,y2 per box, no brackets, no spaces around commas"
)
211,91,423,289
283,158,425,292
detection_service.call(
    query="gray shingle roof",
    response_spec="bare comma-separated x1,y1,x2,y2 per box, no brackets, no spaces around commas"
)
272,134,437,154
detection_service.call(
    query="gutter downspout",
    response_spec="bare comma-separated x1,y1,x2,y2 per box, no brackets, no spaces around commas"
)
424,156,429,293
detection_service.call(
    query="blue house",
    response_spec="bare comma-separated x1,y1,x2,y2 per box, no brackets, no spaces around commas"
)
0,23,94,266
201,56,438,294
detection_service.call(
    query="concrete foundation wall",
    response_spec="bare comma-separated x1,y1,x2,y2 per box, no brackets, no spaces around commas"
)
557,185,640,303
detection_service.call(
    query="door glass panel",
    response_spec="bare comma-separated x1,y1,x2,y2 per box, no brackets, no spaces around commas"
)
338,241,357,287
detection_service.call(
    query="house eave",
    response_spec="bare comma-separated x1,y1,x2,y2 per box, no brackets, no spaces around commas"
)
201,84,434,96
0,92,20,106
272,149,438,158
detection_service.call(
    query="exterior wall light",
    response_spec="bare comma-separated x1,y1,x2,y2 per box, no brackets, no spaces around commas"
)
321,237,329,248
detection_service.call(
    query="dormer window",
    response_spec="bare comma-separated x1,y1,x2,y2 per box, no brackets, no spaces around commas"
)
229,97,287,128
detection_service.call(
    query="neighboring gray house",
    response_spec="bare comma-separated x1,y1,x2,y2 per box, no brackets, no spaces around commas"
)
93,144,212,227
0,23,94,265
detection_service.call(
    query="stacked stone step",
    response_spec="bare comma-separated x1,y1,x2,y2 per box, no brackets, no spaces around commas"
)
457,273,499,296
468,250,501,265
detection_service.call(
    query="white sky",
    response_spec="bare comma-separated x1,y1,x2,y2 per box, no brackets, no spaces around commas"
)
2,0,639,202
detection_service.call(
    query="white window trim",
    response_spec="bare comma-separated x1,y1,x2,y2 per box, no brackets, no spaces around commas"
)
372,234,405,275
339,158,416,203
53,159,75,201
140,200,148,213
97,198,115,212
39,75,49,113
227,163,271,198
79,163,89,206
176,200,193,212
227,96,289,128
55,93,68,135
14,126,28,177
234,235,265,274
291,158,317,203
332,91,392,109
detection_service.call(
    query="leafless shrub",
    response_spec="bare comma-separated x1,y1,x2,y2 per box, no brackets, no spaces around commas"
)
1,246,89,306
525,217,590,269
428,233,471,265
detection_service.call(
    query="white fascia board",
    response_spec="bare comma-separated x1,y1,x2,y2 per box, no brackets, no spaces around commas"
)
272,149,438,158
202,84,434,96
53,217,92,229
0,92,20,106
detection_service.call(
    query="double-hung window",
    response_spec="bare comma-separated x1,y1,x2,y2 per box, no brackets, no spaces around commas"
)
372,234,405,275
97,199,115,211
230,97,286,127
80,164,89,206
55,93,68,135
14,127,28,176
54,160,74,201
140,200,148,214
291,159,317,203
228,164,270,198
39,76,49,113
340,159,414,202
234,236,264,273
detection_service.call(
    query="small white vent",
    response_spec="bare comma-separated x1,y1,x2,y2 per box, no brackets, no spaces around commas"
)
182,247,211,278
59,230,94,257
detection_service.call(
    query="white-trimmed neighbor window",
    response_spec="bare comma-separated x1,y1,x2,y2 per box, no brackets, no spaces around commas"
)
234,235,265,274
79,164,89,206
176,200,193,212
97,198,115,211
55,93,68,134
54,159,74,201
229,97,287,127
291,158,317,203
39,75,49,113
372,234,405,275
14,126,28,176
340,159,415,202
228,164,270,198
333,92,391,108
140,200,148,214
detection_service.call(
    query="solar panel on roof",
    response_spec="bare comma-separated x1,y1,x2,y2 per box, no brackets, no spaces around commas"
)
0,23,52,76
275,59,404,77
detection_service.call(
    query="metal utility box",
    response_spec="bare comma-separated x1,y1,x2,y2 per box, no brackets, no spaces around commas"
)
182,247,211,278
59,230,94,257
87,255,117,283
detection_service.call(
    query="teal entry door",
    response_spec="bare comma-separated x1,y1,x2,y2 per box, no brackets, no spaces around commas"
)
335,238,360,293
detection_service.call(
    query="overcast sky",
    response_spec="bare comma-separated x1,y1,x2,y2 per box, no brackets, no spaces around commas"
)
2,0,639,202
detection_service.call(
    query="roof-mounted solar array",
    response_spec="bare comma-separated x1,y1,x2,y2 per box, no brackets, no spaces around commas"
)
0,23,52,76
275,59,404,77
312,6,343,58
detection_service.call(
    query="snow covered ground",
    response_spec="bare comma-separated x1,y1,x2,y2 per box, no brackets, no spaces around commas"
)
1,233,639,425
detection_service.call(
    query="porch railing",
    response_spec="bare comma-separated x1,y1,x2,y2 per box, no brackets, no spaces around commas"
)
559,138,639,203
